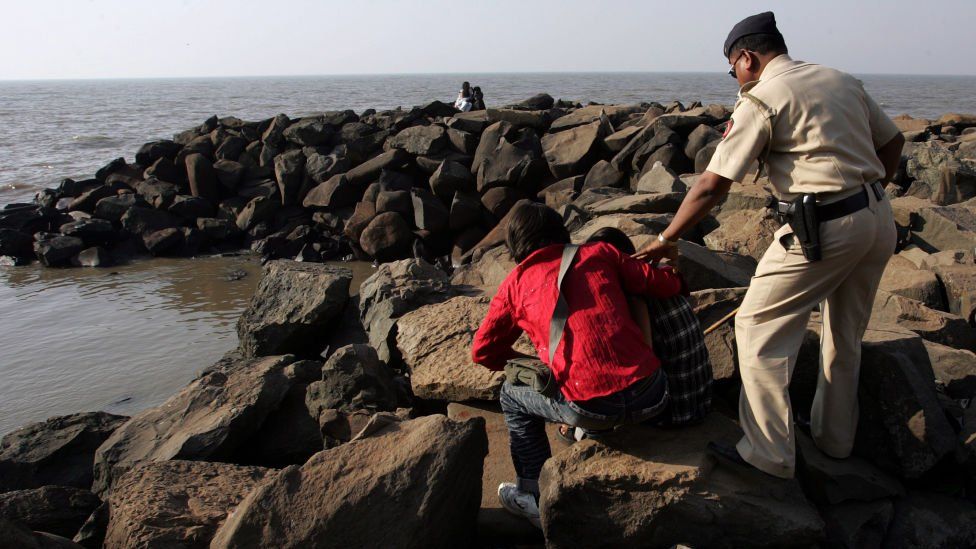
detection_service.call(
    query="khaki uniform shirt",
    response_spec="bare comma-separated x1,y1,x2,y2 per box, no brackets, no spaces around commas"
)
707,54,900,199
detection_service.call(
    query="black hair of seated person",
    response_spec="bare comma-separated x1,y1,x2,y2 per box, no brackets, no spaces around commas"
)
585,227,636,255
504,202,571,263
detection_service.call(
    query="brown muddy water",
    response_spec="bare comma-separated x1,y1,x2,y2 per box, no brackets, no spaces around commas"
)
0,256,378,436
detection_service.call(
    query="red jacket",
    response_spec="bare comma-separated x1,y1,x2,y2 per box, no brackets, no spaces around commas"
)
471,242,685,401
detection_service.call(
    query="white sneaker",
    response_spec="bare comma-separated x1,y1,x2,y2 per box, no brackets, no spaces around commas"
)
497,482,542,529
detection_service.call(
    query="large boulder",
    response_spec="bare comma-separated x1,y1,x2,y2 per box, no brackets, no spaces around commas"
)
32,234,84,267
870,290,976,349
795,432,903,506
541,119,611,179
186,153,219,204
897,197,976,252
210,414,488,548
581,192,684,216
932,263,976,321
451,244,517,295
475,138,535,193
273,149,307,206
91,354,299,495
359,212,414,262
0,486,100,538
879,258,946,310
923,340,976,399
396,296,507,401
359,259,456,363
0,517,84,548
282,117,335,147
104,460,271,549
429,159,475,202
304,344,399,416
904,143,976,205
345,148,411,186
689,287,748,382
119,206,179,238
387,124,447,155
302,174,365,210
677,241,756,291
0,412,127,492
821,500,894,549
237,261,351,358
539,414,825,548
704,209,780,263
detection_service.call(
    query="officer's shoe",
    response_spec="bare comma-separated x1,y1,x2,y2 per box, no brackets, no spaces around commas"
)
707,441,756,471
498,482,542,529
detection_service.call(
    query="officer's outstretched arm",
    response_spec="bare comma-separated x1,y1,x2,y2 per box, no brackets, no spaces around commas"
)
633,171,732,261
875,133,905,184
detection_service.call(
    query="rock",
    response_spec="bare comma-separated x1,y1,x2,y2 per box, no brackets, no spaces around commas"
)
583,192,685,216
261,114,291,147
237,260,351,358
274,149,307,206
359,212,414,261
67,185,122,214
0,412,127,492
447,402,561,544
168,194,215,221
508,93,554,110
871,291,976,349
93,194,146,223
541,119,610,179
91,354,299,495
411,188,449,232
185,153,219,204
883,491,976,548
345,149,411,186
603,125,642,153
72,247,112,268
430,160,475,201
0,486,100,538
210,414,488,549
387,124,447,156
305,344,399,417
451,245,516,295
359,259,455,363
849,326,958,478
0,228,35,260
879,260,946,311
821,500,894,549
904,143,976,205
582,159,624,189
642,141,694,175
133,178,179,209
932,263,976,321
486,109,550,131
796,431,903,505
899,197,976,252
342,201,376,243
94,157,127,182
923,340,976,399
212,159,245,192
481,187,523,219
704,209,780,263
471,121,514,174
475,137,535,193
375,189,413,218
396,296,508,401
135,140,181,166
678,241,755,291
33,234,85,267
302,174,364,210
549,104,643,132
143,227,183,256
282,117,336,147
104,460,271,549
685,123,722,160
119,206,179,238
235,196,277,231
449,192,482,231
447,111,490,134
304,152,348,186
539,414,825,548
688,287,748,383
0,517,84,548
630,125,682,173
446,127,478,155
196,218,239,241
635,161,684,193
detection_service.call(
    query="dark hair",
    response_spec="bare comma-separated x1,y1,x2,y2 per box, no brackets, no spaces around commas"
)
585,227,636,255
729,33,788,57
505,202,570,263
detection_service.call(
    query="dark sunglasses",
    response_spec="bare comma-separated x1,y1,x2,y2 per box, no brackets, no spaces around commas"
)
728,50,747,78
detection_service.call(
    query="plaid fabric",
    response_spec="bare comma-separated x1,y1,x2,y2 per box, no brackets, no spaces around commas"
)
646,295,713,425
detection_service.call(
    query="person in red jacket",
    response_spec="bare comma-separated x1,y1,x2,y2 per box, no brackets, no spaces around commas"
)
471,202,686,528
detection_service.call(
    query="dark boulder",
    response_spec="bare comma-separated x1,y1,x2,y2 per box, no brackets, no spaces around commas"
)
58,219,115,246
135,140,181,166
133,178,180,209
449,192,482,231
0,517,84,548
412,188,449,232
541,118,612,179
359,212,414,262
0,412,128,492
213,159,246,192
283,117,336,147
261,113,291,148
273,149,307,206
582,159,624,189
185,153,219,204
93,194,147,223
509,93,555,110
430,159,475,201
0,228,35,261
235,196,278,231
375,190,414,218
94,157,126,182
343,201,377,243
476,138,535,193
119,206,179,237
215,135,247,161
883,491,976,548
210,414,488,549
481,186,523,219
304,152,348,185
143,227,183,256
387,125,448,156
0,486,100,539
303,174,365,210
67,185,124,214
144,157,186,185
33,234,85,267
237,261,351,358
57,178,102,199
167,195,216,221
685,123,722,160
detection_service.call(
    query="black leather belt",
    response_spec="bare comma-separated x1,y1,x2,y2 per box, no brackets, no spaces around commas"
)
773,182,884,222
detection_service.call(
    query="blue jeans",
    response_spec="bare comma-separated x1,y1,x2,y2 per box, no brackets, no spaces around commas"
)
498,370,669,496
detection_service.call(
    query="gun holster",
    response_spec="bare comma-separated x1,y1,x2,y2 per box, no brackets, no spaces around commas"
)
789,195,822,261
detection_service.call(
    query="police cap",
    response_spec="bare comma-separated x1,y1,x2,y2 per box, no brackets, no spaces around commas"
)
723,11,783,58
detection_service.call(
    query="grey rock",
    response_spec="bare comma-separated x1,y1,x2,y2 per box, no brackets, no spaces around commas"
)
0,486,100,538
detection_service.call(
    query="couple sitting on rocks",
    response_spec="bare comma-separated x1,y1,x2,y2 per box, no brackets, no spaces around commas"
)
472,202,713,528
454,81,485,112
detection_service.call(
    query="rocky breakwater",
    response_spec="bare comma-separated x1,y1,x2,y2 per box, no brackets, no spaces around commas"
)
0,98,975,547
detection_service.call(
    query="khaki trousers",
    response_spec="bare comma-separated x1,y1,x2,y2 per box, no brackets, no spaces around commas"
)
734,187,896,478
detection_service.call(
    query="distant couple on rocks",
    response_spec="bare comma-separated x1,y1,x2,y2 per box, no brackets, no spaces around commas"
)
471,8,901,530
454,81,485,112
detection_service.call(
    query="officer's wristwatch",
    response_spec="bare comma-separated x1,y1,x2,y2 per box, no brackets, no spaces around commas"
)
657,233,678,247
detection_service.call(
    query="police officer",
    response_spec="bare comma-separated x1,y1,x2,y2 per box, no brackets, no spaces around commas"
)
634,11,904,478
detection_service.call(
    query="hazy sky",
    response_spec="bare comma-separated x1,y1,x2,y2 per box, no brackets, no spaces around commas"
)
2,0,974,79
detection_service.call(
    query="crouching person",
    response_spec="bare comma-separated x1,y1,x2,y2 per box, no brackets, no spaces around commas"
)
471,203,687,528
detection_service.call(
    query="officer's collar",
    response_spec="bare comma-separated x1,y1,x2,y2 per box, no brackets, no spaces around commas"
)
736,53,797,95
